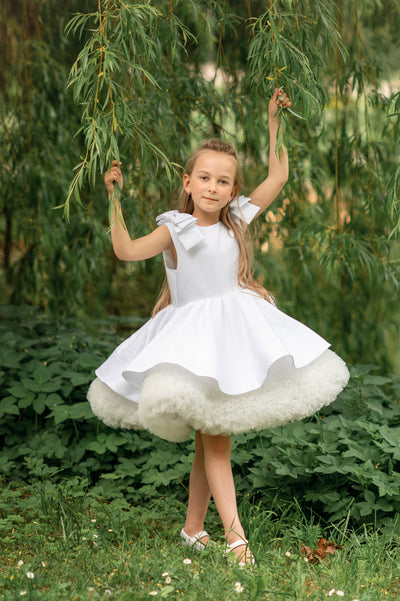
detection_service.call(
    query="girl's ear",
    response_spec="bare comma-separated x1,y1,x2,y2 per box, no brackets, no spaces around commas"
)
183,173,191,194
230,185,238,200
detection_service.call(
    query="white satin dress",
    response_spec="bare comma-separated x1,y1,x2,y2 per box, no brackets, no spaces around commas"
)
88,196,349,442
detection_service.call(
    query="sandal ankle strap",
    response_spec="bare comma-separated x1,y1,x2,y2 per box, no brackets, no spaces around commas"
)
180,528,209,550
226,538,248,551
192,530,209,541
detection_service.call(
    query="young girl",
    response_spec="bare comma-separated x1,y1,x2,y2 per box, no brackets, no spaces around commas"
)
88,89,349,566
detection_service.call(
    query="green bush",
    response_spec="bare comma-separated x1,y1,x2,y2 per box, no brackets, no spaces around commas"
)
1,305,400,529
232,368,400,526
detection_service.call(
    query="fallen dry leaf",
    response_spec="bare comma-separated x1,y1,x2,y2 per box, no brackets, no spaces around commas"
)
301,537,343,564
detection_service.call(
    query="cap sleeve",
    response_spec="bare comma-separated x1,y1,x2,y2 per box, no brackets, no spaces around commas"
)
229,195,260,224
156,210,205,250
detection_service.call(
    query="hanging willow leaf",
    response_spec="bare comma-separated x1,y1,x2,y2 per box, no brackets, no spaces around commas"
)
2,0,400,362
246,0,342,124
63,0,197,219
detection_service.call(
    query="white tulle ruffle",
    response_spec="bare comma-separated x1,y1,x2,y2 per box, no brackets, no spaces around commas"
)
88,349,349,442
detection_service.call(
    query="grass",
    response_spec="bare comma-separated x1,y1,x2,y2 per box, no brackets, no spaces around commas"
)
1,479,400,601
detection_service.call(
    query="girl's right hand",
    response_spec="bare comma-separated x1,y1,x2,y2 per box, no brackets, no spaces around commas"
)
104,160,123,195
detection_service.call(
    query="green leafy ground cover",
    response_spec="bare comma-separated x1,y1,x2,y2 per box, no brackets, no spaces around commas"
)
1,305,400,531
1,481,400,601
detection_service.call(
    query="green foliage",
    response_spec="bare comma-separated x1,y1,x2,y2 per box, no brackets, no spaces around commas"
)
64,1,191,217
2,305,400,530
1,481,400,600
0,0,116,317
247,0,346,149
232,366,400,527
1,0,400,368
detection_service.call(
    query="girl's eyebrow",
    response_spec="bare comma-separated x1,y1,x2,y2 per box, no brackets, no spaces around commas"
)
197,169,233,180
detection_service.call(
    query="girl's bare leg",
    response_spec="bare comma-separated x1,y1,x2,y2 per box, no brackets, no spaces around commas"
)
200,432,252,563
184,431,252,562
199,433,245,539
184,430,212,544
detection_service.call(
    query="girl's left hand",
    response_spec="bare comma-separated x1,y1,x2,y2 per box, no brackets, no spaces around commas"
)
269,88,292,119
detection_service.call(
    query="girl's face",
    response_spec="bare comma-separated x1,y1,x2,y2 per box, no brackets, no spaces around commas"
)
183,151,237,220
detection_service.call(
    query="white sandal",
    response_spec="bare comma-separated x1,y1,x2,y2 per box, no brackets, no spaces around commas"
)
225,538,255,567
180,528,210,551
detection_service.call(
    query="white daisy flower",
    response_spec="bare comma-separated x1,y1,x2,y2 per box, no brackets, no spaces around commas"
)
336,592,345,597
328,590,336,597
105,589,112,596
26,572,35,579
149,592,158,596
41,561,47,567
19,592,27,597
285,551,291,557
234,582,244,593
161,572,169,577
183,558,192,565
17,560,24,567
165,576,172,584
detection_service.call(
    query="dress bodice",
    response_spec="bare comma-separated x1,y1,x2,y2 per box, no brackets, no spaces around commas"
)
156,198,259,307
163,221,239,306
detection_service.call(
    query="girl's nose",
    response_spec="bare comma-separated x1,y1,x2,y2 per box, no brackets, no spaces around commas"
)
208,180,216,191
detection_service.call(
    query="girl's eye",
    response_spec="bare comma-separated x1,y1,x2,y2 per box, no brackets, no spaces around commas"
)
200,176,208,181
220,180,228,185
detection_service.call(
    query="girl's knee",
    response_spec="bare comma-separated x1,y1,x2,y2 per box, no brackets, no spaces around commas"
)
201,432,231,456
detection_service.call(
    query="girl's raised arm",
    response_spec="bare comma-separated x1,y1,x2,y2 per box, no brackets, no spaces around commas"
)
105,161,173,261
249,88,291,216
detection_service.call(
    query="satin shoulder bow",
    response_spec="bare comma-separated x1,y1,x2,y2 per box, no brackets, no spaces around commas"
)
156,210,205,250
229,195,259,224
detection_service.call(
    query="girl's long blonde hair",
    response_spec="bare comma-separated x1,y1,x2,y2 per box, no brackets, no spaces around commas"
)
152,138,272,315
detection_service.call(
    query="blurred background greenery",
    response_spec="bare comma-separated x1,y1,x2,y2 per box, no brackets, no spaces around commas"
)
1,0,399,373
1,1,400,533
